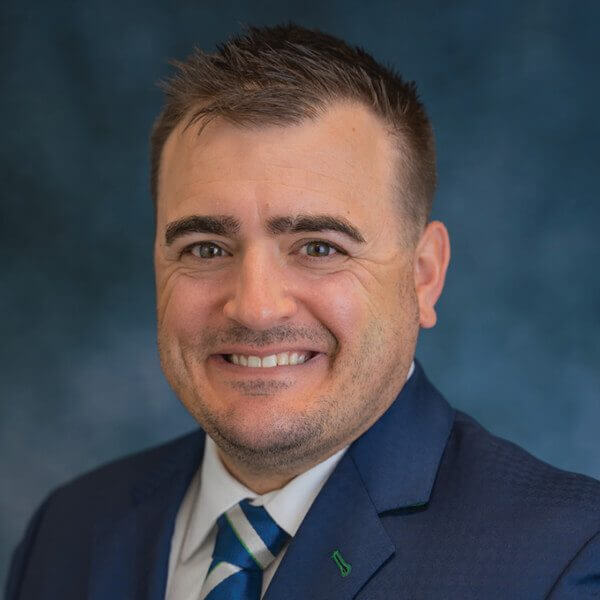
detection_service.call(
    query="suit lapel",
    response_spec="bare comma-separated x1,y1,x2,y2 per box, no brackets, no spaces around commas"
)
350,361,455,513
264,453,395,600
265,361,454,600
89,431,205,600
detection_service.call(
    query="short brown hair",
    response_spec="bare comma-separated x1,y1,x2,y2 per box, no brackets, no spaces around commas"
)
151,24,436,236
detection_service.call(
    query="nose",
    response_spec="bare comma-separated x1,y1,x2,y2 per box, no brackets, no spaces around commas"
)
222,247,298,330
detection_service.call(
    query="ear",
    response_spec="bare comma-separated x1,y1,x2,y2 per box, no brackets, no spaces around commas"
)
414,221,450,329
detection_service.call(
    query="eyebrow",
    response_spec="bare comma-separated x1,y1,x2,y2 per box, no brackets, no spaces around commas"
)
164,213,366,245
165,215,241,245
266,214,366,244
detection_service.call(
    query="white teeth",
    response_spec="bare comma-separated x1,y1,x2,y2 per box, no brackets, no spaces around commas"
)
261,354,277,368
247,356,261,368
227,351,311,367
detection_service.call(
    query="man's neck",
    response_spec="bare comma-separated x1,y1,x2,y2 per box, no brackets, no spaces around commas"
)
215,448,300,494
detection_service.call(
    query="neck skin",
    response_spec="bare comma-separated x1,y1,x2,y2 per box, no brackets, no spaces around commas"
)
215,446,340,495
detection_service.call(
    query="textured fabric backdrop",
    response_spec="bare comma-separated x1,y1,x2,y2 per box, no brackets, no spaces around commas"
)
2,0,599,585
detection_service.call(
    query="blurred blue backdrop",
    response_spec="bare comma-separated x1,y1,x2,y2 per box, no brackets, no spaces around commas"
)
2,0,599,585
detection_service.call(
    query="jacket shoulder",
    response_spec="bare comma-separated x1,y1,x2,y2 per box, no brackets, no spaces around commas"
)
6,430,204,599
444,410,600,518
48,429,204,513
365,405,600,598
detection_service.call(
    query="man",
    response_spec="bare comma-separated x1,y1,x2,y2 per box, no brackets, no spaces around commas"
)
6,24,600,600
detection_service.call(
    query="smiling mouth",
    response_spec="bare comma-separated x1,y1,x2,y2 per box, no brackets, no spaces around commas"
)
222,351,318,368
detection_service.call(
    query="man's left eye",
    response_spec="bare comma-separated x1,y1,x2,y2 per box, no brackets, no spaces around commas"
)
303,241,338,257
187,242,227,259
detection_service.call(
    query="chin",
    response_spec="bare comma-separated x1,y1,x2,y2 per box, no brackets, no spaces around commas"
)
199,401,332,469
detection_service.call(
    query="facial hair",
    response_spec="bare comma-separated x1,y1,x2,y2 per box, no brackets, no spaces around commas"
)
158,303,418,478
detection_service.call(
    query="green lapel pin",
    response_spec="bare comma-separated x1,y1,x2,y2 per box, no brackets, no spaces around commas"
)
331,549,352,577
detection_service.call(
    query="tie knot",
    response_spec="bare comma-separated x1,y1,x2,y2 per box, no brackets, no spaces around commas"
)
212,498,290,572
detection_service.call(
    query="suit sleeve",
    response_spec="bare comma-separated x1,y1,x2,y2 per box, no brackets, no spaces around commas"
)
546,529,600,598
4,495,51,600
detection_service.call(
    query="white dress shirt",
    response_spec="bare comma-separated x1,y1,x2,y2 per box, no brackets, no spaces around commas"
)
165,437,347,599
165,361,415,600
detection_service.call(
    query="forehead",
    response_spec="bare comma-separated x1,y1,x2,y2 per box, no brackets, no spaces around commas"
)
157,102,399,228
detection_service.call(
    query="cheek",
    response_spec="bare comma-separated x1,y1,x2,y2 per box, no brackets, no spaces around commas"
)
158,276,223,340
301,272,369,344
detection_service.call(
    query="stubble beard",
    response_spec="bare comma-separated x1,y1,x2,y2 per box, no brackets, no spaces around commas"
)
159,345,339,477
157,313,417,478
157,323,339,475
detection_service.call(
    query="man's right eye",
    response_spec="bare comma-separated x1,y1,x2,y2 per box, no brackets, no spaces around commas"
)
185,242,227,259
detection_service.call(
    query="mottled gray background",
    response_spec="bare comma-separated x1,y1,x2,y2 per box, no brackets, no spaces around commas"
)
2,0,599,585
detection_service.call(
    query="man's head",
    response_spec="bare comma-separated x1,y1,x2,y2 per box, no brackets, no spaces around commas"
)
152,25,450,492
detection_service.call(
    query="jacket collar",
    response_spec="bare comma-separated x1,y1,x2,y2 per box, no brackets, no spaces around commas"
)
350,359,455,511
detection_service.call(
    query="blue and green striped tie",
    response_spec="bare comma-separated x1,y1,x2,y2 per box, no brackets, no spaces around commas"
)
199,498,291,599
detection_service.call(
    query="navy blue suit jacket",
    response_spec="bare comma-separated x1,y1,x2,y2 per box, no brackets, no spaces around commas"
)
6,362,600,598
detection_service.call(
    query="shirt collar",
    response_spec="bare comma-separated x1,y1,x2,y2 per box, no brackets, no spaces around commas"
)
180,435,254,562
181,360,415,563
180,437,347,562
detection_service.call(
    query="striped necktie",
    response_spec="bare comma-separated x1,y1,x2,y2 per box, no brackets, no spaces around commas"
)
199,498,291,599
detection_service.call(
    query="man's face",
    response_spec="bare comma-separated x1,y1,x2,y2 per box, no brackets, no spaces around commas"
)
155,103,421,477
